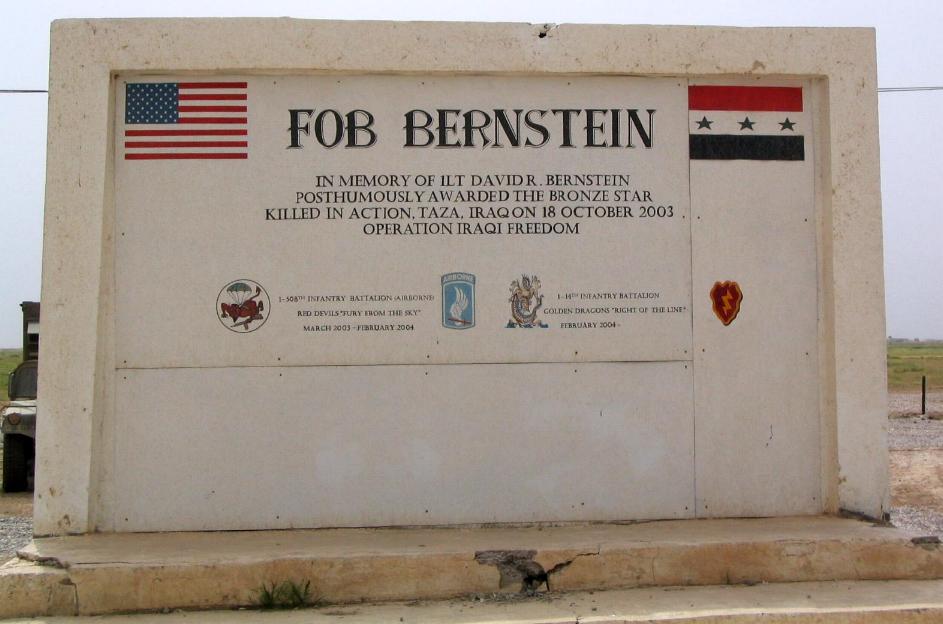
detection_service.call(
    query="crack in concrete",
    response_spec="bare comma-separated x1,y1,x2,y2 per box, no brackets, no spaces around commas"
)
543,549,600,589
838,508,893,527
535,23,558,39
912,536,942,550
475,548,599,594
2,558,80,616
70,577,80,616
16,549,66,568
17,548,137,569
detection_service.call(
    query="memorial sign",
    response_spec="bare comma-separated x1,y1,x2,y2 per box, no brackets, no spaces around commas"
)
115,74,693,367
35,20,887,536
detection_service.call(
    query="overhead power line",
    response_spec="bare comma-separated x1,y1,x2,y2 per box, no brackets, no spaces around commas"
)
878,86,943,92
2,86,943,94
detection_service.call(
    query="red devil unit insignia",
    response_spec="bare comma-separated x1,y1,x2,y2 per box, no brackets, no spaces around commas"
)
218,279,270,332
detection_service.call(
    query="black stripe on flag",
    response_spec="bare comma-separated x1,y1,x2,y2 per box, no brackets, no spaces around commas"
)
690,134,805,161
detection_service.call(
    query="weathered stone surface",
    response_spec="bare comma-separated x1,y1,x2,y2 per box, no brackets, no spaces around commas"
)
2,517,941,617
4,579,943,622
37,19,886,536
0,559,76,618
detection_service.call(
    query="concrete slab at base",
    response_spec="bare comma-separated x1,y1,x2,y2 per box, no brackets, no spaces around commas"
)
3,517,943,618
0,560,76,618
4,580,943,623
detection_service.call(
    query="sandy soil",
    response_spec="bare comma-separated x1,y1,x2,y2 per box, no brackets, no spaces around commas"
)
887,391,943,536
0,491,31,517
891,450,943,512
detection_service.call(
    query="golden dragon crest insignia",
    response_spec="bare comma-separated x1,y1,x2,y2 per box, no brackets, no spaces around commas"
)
506,274,548,328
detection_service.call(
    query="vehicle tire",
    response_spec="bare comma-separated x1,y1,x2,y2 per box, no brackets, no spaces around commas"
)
2,434,29,492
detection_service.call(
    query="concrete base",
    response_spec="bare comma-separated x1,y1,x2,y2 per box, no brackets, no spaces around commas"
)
3,517,942,618
4,581,943,623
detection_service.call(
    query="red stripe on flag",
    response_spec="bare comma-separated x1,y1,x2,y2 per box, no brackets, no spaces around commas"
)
125,153,248,160
125,141,248,148
177,117,247,124
125,129,248,137
178,93,247,101
178,105,247,112
689,86,803,112
178,82,248,89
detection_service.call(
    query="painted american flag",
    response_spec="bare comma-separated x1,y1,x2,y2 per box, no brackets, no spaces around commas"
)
124,81,248,160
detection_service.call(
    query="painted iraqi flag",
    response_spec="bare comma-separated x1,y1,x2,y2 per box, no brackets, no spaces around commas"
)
689,85,804,161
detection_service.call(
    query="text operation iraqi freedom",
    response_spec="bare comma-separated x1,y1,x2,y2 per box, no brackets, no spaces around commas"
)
262,217,585,235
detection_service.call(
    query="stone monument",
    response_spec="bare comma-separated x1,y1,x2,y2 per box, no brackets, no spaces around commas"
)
3,19,917,620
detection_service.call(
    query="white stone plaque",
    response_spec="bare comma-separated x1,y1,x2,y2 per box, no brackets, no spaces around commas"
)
35,21,889,535
114,74,692,367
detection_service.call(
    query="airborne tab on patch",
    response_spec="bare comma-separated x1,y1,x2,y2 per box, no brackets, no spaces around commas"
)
442,272,476,329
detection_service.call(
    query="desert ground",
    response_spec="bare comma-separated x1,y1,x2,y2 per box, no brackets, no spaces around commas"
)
887,389,943,535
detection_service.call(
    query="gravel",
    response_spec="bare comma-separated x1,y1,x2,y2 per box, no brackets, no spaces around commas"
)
888,391,943,419
888,395,943,536
888,416,943,450
0,516,32,563
890,506,943,537
0,430,35,564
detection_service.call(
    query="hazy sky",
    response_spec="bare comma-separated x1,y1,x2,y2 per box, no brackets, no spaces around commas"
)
1,0,940,346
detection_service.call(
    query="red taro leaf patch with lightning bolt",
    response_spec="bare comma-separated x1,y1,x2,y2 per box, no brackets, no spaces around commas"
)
710,281,743,326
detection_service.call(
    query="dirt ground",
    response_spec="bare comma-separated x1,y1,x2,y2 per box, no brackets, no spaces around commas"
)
891,449,943,511
887,391,943,536
0,491,31,517
888,392,943,513
888,392,943,516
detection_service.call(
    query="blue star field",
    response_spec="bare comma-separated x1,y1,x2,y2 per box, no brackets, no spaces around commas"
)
125,83,178,124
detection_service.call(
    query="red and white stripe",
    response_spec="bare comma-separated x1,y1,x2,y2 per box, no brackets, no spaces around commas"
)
688,85,807,136
124,82,248,160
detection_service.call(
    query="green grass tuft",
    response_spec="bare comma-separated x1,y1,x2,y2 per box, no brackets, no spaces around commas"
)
254,580,316,610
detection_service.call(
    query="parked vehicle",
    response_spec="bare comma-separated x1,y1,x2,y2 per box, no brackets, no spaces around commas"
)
2,359,37,491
